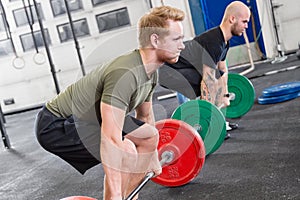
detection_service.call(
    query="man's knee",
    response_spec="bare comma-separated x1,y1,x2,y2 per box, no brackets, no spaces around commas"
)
123,138,138,154
126,124,159,151
144,125,159,150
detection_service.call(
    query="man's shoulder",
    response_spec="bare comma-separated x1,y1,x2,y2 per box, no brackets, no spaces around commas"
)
194,26,221,43
111,49,141,65
103,50,142,72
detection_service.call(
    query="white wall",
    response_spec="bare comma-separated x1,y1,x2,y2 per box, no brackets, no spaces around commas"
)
256,0,277,58
0,0,151,113
227,41,263,67
271,0,300,52
256,0,300,58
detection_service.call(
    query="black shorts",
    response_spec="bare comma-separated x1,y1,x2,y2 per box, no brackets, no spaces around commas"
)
35,106,145,174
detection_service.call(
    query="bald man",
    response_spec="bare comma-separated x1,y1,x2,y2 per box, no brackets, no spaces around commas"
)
159,1,251,136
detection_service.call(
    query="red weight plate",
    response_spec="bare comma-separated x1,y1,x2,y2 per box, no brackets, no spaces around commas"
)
152,119,205,187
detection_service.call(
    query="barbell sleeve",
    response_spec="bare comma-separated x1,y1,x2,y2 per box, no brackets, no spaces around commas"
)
218,93,235,109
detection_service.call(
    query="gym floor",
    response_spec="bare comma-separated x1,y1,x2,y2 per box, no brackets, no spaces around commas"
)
1,54,299,200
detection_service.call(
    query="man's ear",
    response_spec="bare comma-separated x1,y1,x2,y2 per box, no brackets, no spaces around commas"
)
229,15,236,24
150,33,159,48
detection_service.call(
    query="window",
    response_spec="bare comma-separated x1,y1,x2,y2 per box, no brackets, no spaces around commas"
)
96,7,130,33
0,5,7,32
92,0,119,7
0,39,14,56
57,18,89,43
50,0,83,17
13,3,44,27
20,29,51,52
0,14,6,32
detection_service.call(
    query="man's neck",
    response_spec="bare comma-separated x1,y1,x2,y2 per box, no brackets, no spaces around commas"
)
219,23,232,43
139,48,162,78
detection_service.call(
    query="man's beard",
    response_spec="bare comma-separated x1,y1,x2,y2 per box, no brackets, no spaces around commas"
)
231,23,243,36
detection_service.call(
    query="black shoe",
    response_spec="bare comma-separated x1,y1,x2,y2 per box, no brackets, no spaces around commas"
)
229,122,238,130
224,133,231,140
226,122,238,131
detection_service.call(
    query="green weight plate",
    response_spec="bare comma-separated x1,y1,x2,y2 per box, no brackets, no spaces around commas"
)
221,73,255,118
171,100,226,155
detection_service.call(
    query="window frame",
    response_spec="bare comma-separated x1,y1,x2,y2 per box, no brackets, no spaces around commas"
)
95,7,130,33
57,18,90,43
0,38,14,56
50,0,83,17
12,3,44,27
91,0,119,7
19,29,51,52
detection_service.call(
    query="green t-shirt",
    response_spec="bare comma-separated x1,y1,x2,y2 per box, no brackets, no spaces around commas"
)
46,50,157,120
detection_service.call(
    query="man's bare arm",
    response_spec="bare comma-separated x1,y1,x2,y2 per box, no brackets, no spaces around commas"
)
100,102,130,199
135,101,155,126
201,64,218,104
217,60,230,107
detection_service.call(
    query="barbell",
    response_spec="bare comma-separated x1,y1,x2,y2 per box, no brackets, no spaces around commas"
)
61,119,206,200
172,73,255,155
126,118,206,199
61,74,255,199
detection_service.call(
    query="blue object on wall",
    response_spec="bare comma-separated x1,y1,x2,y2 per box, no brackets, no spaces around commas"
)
187,0,206,35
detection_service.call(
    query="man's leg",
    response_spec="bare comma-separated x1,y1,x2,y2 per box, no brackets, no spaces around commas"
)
35,107,101,174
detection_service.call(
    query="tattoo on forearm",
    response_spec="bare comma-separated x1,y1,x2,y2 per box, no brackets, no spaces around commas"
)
201,80,212,102
202,68,217,103
215,87,223,106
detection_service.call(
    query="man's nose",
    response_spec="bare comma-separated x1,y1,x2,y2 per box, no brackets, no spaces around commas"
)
179,41,185,50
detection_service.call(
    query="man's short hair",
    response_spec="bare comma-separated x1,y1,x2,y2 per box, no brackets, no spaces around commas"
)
138,6,185,47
